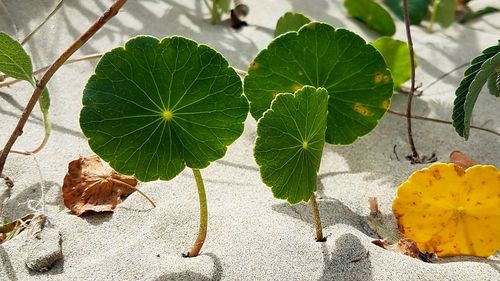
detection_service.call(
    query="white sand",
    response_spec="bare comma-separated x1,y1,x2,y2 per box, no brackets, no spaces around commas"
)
1,0,499,280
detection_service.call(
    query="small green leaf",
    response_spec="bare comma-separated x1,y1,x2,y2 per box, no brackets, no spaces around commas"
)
344,0,396,36
452,42,500,139
435,0,455,28
0,32,33,83
371,37,416,89
39,88,52,138
274,12,311,37
244,22,393,145
384,0,432,25
254,86,327,204
487,71,500,97
80,36,248,182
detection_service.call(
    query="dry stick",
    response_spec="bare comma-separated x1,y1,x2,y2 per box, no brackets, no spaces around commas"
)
21,0,66,45
0,53,103,88
387,109,500,136
402,0,421,164
0,0,128,176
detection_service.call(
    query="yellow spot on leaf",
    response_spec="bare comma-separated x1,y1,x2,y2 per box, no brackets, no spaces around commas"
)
249,61,260,72
292,84,303,92
382,100,390,110
374,73,383,83
306,22,316,29
353,103,372,116
162,110,173,121
383,75,391,83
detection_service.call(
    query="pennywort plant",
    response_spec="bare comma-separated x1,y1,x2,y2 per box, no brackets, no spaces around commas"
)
79,36,248,257
245,22,393,240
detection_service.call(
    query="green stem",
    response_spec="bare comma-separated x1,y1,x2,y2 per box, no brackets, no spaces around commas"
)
211,0,220,24
310,193,325,242
183,168,208,257
428,0,440,33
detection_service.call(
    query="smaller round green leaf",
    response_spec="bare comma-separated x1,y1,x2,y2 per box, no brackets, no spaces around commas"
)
254,86,328,204
344,0,396,36
80,36,248,182
371,37,416,89
0,32,33,83
274,12,311,37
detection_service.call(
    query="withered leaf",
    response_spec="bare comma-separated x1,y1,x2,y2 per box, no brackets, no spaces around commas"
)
62,155,154,216
449,150,477,169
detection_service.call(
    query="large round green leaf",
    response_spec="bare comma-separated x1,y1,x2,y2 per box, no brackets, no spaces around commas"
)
371,36,415,89
274,12,311,37
344,0,396,36
254,86,327,204
244,22,393,145
80,36,248,181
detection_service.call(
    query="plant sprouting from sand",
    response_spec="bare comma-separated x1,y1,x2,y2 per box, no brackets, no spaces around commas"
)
245,22,394,240
79,35,248,257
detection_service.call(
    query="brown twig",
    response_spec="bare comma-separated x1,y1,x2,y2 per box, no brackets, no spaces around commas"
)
0,0,128,176
21,0,66,45
402,0,421,163
387,109,500,136
0,53,103,88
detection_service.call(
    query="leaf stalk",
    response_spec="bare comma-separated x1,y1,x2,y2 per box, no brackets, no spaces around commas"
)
183,168,208,257
310,192,325,242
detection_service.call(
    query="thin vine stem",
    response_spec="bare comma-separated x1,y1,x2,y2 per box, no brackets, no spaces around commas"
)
402,0,421,163
387,109,500,136
0,53,103,88
21,0,66,45
0,0,128,176
310,192,325,242
183,168,208,257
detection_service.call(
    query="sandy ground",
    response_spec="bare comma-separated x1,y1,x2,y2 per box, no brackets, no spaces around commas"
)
1,0,499,280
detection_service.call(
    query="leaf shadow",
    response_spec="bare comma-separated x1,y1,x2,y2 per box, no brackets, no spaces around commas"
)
271,198,375,237
0,245,18,281
0,181,63,220
79,211,113,226
0,91,86,139
319,233,373,281
153,252,222,281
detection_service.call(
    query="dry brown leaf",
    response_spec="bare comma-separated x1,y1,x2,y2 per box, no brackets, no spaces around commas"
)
449,150,477,169
62,155,154,216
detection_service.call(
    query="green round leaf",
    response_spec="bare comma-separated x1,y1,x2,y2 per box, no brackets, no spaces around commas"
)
254,86,327,204
453,42,500,140
0,32,33,83
344,0,396,36
435,0,455,28
371,36,416,89
80,36,248,181
274,12,311,37
244,22,393,145
384,0,432,25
